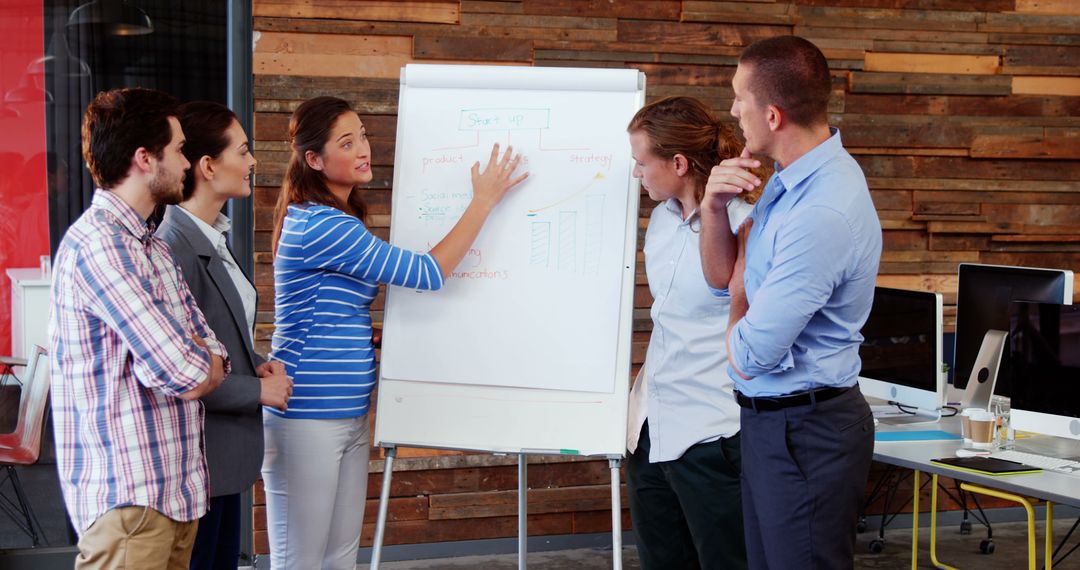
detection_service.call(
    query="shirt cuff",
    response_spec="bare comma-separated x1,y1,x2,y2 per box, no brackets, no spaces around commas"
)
161,347,212,396
709,286,731,297
729,322,796,378
203,336,232,375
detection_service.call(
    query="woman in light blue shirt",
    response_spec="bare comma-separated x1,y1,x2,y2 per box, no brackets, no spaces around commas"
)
626,96,764,570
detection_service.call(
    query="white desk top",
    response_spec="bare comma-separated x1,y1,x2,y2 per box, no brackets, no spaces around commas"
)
874,414,1080,508
5,267,49,286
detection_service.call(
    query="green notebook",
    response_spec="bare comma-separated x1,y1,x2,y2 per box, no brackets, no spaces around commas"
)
931,456,1042,476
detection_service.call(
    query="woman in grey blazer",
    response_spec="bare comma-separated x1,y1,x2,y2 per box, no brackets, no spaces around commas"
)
157,101,292,570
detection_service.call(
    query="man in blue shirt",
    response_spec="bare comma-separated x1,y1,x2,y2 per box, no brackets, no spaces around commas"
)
700,36,882,569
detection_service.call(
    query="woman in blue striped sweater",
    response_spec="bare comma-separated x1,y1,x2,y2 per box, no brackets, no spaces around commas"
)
263,96,527,569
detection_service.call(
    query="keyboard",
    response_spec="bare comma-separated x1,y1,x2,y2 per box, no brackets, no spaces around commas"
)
991,450,1080,474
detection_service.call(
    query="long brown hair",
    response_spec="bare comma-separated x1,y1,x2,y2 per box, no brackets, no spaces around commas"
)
627,96,767,207
272,96,369,257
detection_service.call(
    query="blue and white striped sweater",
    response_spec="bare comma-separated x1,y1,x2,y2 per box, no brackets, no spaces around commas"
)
271,203,443,419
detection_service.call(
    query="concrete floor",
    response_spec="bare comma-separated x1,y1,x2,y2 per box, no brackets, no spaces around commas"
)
357,520,1078,569
4,459,1076,569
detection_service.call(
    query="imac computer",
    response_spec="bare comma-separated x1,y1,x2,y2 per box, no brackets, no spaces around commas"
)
858,287,946,416
1008,301,1080,440
953,263,1073,402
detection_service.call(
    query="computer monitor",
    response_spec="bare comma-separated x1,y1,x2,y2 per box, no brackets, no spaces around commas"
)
953,263,1073,397
1008,301,1080,440
858,287,945,414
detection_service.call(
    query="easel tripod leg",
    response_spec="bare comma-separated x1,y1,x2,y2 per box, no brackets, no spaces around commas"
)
610,458,623,570
370,446,397,570
519,453,528,570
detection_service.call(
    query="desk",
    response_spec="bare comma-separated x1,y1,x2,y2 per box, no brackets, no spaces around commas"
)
874,416,1080,569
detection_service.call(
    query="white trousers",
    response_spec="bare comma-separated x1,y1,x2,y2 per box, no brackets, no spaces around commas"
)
262,412,370,570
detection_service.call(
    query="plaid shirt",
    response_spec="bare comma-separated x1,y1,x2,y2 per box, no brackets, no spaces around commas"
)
49,190,229,534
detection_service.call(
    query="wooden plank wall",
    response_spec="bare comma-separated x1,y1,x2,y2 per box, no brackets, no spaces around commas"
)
248,0,1080,555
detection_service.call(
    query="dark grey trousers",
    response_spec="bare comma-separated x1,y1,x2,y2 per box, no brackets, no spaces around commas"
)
739,386,874,570
627,421,748,570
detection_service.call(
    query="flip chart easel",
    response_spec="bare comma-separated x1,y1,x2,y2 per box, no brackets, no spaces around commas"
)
370,64,645,569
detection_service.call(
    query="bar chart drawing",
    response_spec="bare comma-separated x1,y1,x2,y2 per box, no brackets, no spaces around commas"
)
558,211,577,273
583,195,604,276
530,222,551,268
526,193,607,276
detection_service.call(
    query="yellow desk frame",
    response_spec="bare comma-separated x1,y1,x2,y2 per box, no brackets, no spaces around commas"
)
912,471,1056,570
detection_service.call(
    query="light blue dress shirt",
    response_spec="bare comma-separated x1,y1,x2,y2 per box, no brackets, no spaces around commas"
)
726,129,882,397
628,199,741,462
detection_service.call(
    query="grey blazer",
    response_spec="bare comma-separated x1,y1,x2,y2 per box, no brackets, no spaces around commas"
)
157,205,265,497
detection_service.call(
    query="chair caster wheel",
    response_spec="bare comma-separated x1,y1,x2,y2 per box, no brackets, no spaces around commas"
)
979,539,995,554
960,520,972,535
857,518,868,533
869,539,885,553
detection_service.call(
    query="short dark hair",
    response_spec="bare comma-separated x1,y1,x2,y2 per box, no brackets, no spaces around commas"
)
178,101,238,200
739,36,832,128
81,88,180,189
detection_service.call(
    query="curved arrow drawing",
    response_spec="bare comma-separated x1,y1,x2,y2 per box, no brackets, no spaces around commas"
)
526,172,605,215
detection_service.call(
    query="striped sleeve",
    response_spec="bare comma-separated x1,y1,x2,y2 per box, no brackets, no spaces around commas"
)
75,232,210,397
301,208,444,291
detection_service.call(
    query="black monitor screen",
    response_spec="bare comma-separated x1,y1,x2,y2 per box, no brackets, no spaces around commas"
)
953,264,1069,395
859,287,937,392
1008,302,1080,419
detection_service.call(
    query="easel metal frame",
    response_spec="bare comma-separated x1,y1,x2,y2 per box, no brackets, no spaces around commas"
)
370,444,624,570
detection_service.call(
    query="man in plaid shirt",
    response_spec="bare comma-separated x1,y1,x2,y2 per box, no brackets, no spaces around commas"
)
49,88,228,569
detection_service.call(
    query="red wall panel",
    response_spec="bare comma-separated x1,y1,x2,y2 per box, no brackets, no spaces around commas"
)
0,1,49,355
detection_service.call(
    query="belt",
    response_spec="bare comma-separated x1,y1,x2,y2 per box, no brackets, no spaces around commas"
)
735,386,851,411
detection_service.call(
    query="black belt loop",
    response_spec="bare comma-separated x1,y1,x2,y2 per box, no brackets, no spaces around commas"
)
809,388,818,411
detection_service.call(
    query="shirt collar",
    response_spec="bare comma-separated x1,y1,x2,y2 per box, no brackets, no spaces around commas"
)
92,189,152,242
774,127,844,194
175,205,232,246
662,198,699,226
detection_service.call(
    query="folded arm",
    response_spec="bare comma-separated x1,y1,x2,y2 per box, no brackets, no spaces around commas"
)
727,207,853,379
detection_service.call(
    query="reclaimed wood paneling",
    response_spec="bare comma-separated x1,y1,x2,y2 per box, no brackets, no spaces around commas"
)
249,0,1080,555
796,5,984,32
864,53,1001,75
970,134,1080,159
849,72,1012,95
429,485,628,520
681,1,796,26
253,0,460,24
254,32,413,78
617,20,790,46
795,0,1012,9
523,0,681,20
1016,0,1080,15
413,35,532,61
980,12,1080,34
1012,76,1080,96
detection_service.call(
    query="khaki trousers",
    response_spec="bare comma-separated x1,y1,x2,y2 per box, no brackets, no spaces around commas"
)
75,506,199,570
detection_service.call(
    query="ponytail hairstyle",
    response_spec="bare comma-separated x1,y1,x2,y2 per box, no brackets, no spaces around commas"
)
272,96,369,257
178,101,237,201
627,96,766,207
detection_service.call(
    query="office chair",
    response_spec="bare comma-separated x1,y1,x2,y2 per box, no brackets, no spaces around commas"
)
0,345,49,547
